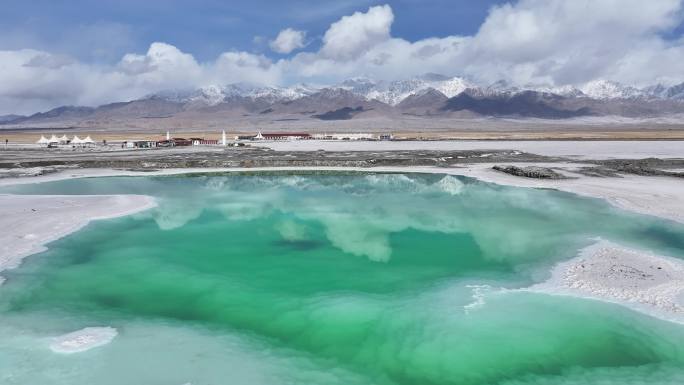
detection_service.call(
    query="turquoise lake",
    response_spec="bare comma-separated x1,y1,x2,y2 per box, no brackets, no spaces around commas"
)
1,172,683,385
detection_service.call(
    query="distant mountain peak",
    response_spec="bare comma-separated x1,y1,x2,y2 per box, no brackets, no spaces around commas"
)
579,79,644,100
11,75,684,127
143,76,684,109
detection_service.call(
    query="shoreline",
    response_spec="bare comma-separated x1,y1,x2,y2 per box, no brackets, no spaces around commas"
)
2,164,683,223
0,194,157,284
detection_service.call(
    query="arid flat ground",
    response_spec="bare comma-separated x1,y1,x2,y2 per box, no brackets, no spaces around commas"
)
3,118,684,144
2,130,684,143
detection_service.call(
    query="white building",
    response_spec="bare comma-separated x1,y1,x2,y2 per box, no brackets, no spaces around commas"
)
312,133,376,140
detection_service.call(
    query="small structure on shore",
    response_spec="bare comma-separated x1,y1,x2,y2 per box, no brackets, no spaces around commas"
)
190,138,218,145
37,136,50,145
233,131,391,142
133,140,157,148
172,138,192,146
313,133,375,141
123,138,158,148
258,132,311,141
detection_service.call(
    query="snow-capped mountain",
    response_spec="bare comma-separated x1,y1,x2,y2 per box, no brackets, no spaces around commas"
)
665,83,684,99
480,79,647,100
338,77,378,96
433,77,473,98
522,84,585,98
579,80,646,100
13,74,684,127
146,75,684,108
340,75,473,105
645,82,684,100
148,83,320,106
146,75,477,107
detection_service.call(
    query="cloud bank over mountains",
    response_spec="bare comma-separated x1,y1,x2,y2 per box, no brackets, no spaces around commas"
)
2,0,684,114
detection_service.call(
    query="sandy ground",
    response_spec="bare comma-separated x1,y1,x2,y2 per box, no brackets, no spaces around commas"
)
251,140,684,160
529,241,684,324
0,194,156,283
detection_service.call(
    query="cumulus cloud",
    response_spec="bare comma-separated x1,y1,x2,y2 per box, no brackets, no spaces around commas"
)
2,1,684,114
461,0,684,85
269,28,307,54
320,4,394,61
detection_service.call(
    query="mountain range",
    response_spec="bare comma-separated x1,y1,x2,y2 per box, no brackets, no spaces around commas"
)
4,74,684,129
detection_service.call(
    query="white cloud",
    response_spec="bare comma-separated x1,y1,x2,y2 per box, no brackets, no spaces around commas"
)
320,4,394,61
461,0,684,85
269,28,307,54
0,43,280,114
23,53,75,69
2,1,684,115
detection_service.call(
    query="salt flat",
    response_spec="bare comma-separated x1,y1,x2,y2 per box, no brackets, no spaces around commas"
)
252,140,684,159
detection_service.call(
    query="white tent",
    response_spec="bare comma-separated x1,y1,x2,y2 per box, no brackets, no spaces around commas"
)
71,135,83,144
37,136,50,145
83,136,95,145
59,134,69,144
48,135,60,143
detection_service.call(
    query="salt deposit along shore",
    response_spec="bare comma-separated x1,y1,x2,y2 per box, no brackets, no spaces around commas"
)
251,139,684,160
445,163,684,224
528,241,684,324
0,194,156,284
2,162,683,224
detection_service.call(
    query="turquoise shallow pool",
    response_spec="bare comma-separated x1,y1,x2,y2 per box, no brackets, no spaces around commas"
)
1,172,684,385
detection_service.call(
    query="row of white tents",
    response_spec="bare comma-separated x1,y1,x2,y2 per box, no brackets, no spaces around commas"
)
37,135,95,145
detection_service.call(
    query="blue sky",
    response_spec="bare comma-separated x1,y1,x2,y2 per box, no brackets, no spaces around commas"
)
0,0,504,62
2,0,684,114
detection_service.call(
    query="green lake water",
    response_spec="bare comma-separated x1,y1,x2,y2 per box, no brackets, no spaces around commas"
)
1,172,683,384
